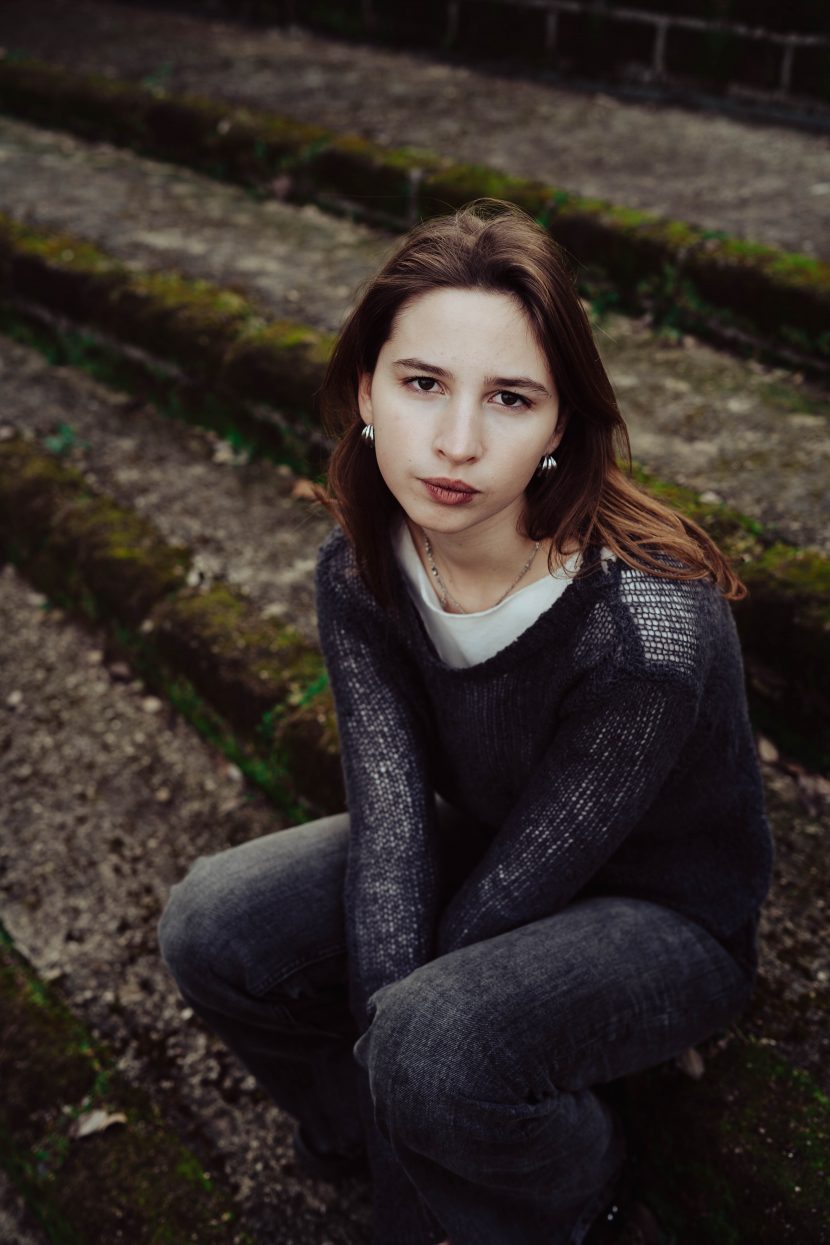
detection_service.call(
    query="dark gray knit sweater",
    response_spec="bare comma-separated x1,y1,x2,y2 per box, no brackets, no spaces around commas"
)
315,525,775,1245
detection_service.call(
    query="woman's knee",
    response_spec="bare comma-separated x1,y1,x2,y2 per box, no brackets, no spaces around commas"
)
158,853,233,1001
355,968,498,1143
158,819,350,1005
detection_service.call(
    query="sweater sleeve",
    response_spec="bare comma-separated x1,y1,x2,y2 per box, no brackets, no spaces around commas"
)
435,657,701,957
315,547,443,1030
315,536,447,1245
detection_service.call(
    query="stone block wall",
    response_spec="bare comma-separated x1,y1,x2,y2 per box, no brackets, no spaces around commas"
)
130,0,829,115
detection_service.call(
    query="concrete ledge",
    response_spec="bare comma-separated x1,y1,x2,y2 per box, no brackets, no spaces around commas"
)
0,300,330,477
0,213,335,444
1,443,829,1242
631,466,830,771
0,57,828,373
0,435,343,814
0,433,190,627
1,215,827,766
0,924,254,1244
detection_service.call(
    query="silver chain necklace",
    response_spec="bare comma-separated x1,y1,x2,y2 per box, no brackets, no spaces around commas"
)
422,532,542,614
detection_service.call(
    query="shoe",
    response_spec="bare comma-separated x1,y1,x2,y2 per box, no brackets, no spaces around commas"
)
291,1122,370,1183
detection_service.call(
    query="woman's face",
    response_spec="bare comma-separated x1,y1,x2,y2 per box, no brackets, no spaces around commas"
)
358,287,564,542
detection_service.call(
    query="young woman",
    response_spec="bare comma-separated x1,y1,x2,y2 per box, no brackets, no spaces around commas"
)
158,199,775,1245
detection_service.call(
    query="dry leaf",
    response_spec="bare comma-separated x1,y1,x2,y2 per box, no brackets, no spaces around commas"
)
73,1109,128,1139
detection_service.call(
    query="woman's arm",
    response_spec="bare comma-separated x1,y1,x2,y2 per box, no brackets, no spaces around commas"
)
316,557,443,1029
435,661,700,958
315,536,446,1245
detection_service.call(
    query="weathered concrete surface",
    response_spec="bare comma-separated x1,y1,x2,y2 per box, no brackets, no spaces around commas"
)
0,531,828,1241
0,333,332,638
0,562,374,1245
1,332,828,1088
0,116,391,337
0,0,828,258
0,123,827,554
0,1169,50,1245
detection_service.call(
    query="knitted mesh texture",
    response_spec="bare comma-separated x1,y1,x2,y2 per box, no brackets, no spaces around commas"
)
314,526,774,1244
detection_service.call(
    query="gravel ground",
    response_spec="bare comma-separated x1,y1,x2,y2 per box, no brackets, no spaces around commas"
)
1,334,829,1093
1,126,828,554
0,524,828,1245
0,0,828,257
0,563,374,1245
0,1169,51,1245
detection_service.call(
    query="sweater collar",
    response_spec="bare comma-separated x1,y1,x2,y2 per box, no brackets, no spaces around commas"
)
387,538,618,676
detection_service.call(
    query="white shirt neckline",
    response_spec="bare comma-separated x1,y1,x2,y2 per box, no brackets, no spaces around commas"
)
394,520,584,667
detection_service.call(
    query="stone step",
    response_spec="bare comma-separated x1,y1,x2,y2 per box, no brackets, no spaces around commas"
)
0,118,826,554
1,202,828,767
0,415,827,1240
0,0,827,260
0,57,827,374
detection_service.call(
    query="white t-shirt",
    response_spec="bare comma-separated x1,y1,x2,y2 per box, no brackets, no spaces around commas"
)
394,521,586,669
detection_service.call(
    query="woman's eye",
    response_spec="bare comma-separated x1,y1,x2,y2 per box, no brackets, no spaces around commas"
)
496,391,530,409
407,376,439,393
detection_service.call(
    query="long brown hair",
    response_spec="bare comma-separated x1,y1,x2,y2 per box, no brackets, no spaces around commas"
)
318,198,745,607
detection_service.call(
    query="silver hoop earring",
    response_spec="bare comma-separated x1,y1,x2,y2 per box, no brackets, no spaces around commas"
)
361,423,375,446
536,453,557,475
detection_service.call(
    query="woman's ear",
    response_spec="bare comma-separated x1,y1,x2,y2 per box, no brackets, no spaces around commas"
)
545,401,568,455
357,371,374,426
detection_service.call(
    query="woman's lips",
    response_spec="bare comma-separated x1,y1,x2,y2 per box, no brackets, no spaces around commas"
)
420,478,480,506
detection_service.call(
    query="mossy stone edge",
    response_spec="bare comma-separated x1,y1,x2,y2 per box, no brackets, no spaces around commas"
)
0,925,254,1244
1,208,827,764
1,455,830,1235
621,1035,830,1242
0,435,344,813
0,57,828,371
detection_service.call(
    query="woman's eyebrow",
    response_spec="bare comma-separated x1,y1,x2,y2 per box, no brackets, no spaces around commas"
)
392,356,552,399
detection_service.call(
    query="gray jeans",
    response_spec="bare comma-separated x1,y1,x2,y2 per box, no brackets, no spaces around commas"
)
157,808,756,1245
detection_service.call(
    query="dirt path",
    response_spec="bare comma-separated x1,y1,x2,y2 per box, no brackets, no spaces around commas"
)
1,0,828,257
2,116,829,553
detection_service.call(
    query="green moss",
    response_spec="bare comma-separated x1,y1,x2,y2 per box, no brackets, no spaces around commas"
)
2,222,116,277
0,437,190,625
3,61,829,368
742,544,830,624
136,271,248,319
630,460,765,556
113,620,319,819
0,304,320,477
704,237,830,293
161,582,323,685
421,163,550,217
625,1038,830,1242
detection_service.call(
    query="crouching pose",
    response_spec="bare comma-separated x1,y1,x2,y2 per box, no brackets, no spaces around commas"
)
159,199,774,1245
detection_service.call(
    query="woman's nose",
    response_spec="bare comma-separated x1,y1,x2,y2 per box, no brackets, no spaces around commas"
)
433,400,483,463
